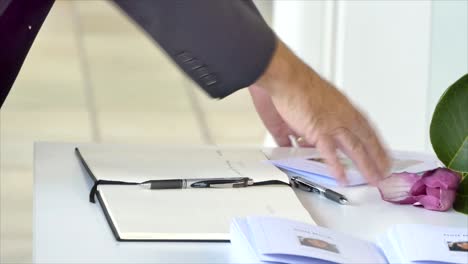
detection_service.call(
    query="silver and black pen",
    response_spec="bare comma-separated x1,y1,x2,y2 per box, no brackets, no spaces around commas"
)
290,176,349,205
288,135,350,205
139,177,254,189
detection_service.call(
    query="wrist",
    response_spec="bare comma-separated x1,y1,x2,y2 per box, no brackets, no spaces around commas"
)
254,39,312,97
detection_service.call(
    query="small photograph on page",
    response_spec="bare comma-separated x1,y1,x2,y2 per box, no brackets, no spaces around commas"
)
298,236,340,254
447,241,468,252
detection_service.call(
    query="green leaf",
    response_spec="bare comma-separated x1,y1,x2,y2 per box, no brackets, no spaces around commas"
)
453,176,468,214
430,73,468,173
453,194,468,214
430,74,468,214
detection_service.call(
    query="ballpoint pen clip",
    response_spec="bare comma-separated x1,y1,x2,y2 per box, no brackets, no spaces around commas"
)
290,177,319,193
208,182,244,188
290,176,349,205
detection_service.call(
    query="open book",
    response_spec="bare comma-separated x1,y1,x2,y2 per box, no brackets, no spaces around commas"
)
231,216,467,264
75,145,314,241
270,150,440,186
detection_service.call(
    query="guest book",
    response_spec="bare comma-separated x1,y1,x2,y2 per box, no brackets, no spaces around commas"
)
75,145,314,241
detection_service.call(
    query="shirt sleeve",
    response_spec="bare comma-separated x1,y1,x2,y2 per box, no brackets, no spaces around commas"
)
113,0,277,99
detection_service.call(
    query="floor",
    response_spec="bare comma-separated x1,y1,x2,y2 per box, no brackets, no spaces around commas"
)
0,1,271,262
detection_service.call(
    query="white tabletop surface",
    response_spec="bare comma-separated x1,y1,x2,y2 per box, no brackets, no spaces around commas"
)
33,142,468,263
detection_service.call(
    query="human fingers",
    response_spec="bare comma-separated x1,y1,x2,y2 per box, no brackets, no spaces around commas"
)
295,136,315,148
362,129,391,178
249,85,298,147
274,133,294,147
313,135,347,185
353,118,391,179
333,127,381,185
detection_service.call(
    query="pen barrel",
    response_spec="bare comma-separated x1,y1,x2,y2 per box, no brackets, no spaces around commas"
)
324,189,346,204
149,179,184,189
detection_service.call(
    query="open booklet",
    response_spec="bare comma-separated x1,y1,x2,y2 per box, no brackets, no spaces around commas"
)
270,150,440,186
231,217,468,264
75,145,314,241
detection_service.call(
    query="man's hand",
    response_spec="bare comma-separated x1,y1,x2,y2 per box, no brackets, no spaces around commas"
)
249,84,304,147
251,40,390,185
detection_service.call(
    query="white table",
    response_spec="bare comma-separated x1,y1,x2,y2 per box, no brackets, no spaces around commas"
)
33,142,467,263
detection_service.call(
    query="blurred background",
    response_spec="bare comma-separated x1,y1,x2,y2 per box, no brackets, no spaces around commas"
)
0,0,466,263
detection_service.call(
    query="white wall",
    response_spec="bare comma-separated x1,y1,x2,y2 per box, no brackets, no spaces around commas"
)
273,0,326,74
428,0,468,141
336,1,432,152
272,0,467,152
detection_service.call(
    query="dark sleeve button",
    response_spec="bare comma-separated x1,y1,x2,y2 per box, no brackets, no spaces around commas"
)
185,59,203,70
195,67,210,78
176,52,193,63
201,74,218,86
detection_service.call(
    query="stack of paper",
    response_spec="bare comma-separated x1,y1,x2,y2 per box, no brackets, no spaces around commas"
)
269,150,441,186
230,216,468,264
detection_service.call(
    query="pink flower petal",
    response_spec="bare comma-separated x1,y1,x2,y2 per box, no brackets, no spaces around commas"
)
414,189,456,211
377,172,421,204
409,179,426,196
421,168,460,190
425,187,441,198
377,168,460,211
438,189,457,211
414,194,442,210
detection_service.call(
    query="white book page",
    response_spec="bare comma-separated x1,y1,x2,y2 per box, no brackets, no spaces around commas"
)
229,218,262,263
393,224,468,263
78,145,314,240
269,150,440,186
376,232,403,264
100,185,313,240
79,145,289,182
246,216,387,264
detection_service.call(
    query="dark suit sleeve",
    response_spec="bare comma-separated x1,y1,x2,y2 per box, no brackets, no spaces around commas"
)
0,0,55,107
0,0,275,108
113,0,276,99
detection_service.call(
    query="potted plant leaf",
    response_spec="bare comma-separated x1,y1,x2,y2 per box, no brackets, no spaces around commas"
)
430,73,468,214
